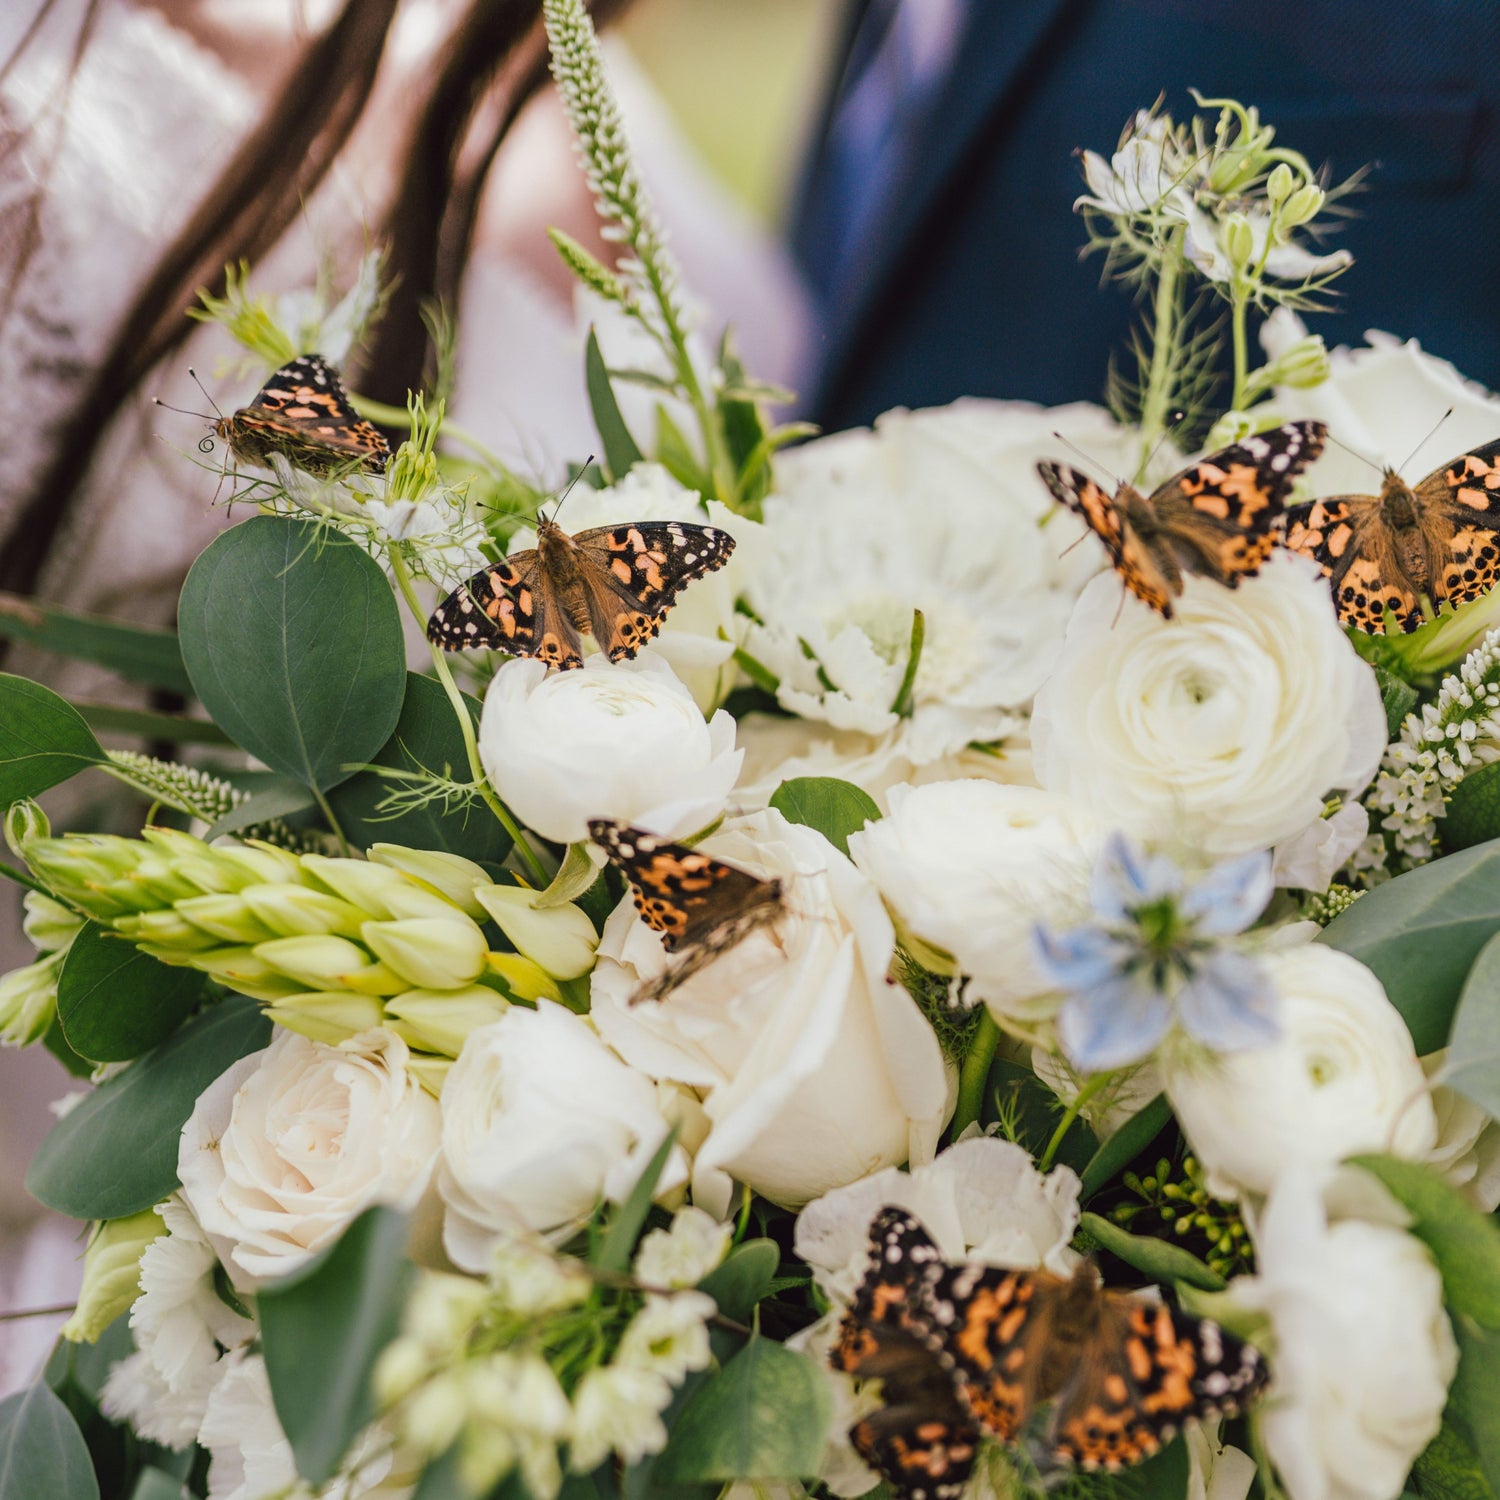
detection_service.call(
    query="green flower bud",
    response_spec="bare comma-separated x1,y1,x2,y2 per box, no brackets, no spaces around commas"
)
1281,182,1325,226
22,892,84,953
1265,162,1296,206
173,893,279,946
254,934,408,996
187,945,313,1000
1202,410,1256,451
385,986,510,1057
60,1208,164,1343
302,856,459,922
114,909,228,954
1222,212,1255,271
240,883,367,939
1267,333,1331,389
374,1336,431,1407
474,886,598,981
265,991,387,1044
486,953,564,1004
0,954,63,1045
5,799,49,857
22,836,155,918
370,845,491,920
406,1054,452,1097
361,917,489,989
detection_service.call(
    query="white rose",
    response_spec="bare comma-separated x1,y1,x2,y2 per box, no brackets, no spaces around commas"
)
847,780,1102,1014
590,810,950,1213
438,1000,687,1266
478,653,741,845
1233,1168,1457,1500
1032,555,1386,859
1164,946,1436,1199
178,1027,440,1287
504,463,766,712
1423,1052,1500,1212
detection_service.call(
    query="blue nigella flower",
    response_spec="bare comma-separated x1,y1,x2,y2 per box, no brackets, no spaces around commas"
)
1033,834,1279,1073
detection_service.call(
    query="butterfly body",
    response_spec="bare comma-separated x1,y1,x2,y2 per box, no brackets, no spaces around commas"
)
429,517,735,669
587,819,785,1004
833,1208,1267,1495
215,355,389,476
1038,420,1327,617
1282,441,1500,632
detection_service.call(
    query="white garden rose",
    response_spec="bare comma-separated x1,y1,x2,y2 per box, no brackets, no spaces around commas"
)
1163,946,1436,1199
478,653,741,845
1232,1168,1456,1500
1032,554,1386,860
847,779,1102,1014
178,1027,440,1287
438,1000,688,1266
590,809,950,1213
503,463,766,711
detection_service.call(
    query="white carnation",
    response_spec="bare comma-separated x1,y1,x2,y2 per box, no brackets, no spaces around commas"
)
632,1205,732,1288
614,1292,716,1383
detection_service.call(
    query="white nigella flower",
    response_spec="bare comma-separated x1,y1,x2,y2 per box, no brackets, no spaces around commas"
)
614,1292,716,1383
1075,109,1200,218
632,1205,732,1289
569,1364,673,1472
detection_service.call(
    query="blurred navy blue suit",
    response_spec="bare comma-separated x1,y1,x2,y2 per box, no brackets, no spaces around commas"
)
790,0,1500,430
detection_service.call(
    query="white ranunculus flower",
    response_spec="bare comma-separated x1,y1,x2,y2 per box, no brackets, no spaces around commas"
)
739,401,1125,764
1424,1052,1500,1212
504,463,765,711
478,653,741,845
178,1027,441,1287
847,780,1102,1015
1233,1168,1457,1500
590,809,950,1214
438,1001,688,1265
1163,946,1436,1199
1032,554,1386,860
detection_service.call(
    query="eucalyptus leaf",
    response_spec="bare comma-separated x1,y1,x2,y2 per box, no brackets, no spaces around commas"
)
178,518,406,791
1348,1155,1500,1327
1447,765,1500,854
652,1336,831,1483
697,1239,778,1322
769,776,881,857
260,1207,412,1487
1445,930,1500,1121
1374,663,1420,740
72,702,234,746
1077,1212,1225,1291
1412,1422,1493,1500
1451,1320,1500,1498
0,1382,100,1500
56,922,206,1063
0,592,191,695
204,780,317,840
1079,1094,1173,1201
27,997,271,1220
585,327,644,481
1319,840,1500,1053
0,673,108,803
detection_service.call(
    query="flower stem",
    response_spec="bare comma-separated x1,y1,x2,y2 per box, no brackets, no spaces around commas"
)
952,1008,1000,1138
1136,226,1183,482
0,859,45,895
384,544,549,885
1229,277,1251,412
1038,1070,1111,1172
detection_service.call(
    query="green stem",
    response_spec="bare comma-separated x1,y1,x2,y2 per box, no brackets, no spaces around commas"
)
350,396,516,478
384,544,549,885
0,859,44,895
310,786,350,857
1038,1071,1112,1172
1135,227,1183,483
1229,277,1251,413
952,1009,1001,1138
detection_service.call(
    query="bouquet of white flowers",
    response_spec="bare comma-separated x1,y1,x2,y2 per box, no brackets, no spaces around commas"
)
3,5,1500,1500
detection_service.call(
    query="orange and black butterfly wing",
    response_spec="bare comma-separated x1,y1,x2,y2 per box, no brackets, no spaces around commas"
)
573,522,737,661
1047,1298,1267,1472
832,1209,980,1500
220,355,389,475
1152,420,1328,586
1282,495,1424,632
1037,462,1178,616
1415,438,1500,613
427,552,586,667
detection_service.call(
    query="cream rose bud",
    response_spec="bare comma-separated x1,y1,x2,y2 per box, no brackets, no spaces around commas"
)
847,780,1102,1014
479,653,742,845
1163,946,1437,1199
438,1001,687,1266
178,1027,441,1287
590,810,950,1214
1233,1168,1457,1500
1032,555,1386,859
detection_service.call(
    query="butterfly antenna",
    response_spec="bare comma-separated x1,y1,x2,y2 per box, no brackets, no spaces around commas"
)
188,368,226,422
546,454,597,525
1142,409,1188,475
1398,408,1455,475
1323,430,1385,476
1050,430,1121,487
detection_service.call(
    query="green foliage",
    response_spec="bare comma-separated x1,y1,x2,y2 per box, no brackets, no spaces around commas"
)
1376,664,1422,738
768,777,881,857
1450,1320,1500,1498
27,997,271,1220
1412,1423,1493,1500
178,518,406,792
594,1130,677,1275
1078,1094,1173,1200
585,328,645,482
1077,1212,1224,1291
1444,930,1500,1121
1319,841,1500,1053
0,594,191,694
982,1058,1099,1178
260,1207,412,1488
1445,764,1500,854
0,673,108,804
56,922,206,1063
0,1382,100,1500
204,779,317,839
653,1335,831,1483
697,1240,778,1322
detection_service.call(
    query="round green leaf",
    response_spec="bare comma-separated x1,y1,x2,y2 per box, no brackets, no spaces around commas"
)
177,518,406,791
696,1240,778,1322
1446,763,1500,854
0,1383,100,1500
57,922,206,1063
0,672,106,804
26,997,271,1220
1445,929,1500,1122
768,776,880,856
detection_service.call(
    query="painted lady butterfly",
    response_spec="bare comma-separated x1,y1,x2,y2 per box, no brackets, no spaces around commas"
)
1038,421,1327,616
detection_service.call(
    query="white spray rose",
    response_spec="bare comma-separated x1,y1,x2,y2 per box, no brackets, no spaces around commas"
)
438,1001,688,1266
1032,555,1386,860
478,653,741,845
1233,1168,1457,1500
1164,946,1436,1199
178,1027,440,1288
590,810,950,1214
847,780,1102,1014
